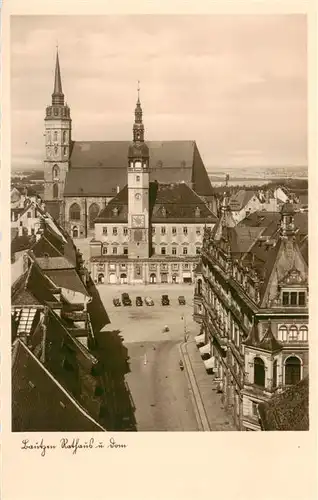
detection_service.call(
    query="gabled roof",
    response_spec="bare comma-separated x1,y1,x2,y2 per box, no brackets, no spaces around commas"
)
258,376,309,431
228,190,258,211
12,339,105,432
11,234,36,256
44,269,89,296
258,322,282,352
44,200,62,221
12,261,59,306
65,140,214,197
240,211,308,237
227,226,265,255
96,182,217,224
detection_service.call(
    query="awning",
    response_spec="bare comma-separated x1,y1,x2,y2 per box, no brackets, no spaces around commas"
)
195,333,205,345
199,343,211,356
182,272,192,278
204,356,215,371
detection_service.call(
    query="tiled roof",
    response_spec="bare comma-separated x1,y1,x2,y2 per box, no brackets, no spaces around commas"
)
240,211,308,237
12,339,105,432
64,140,214,197
227,226,265,254
229,190,257,211
11,234,36,256
44,200,62,221
36,256,74,270
96,182,217,224
86,277,111,333
258,376,309,431
44,269,89,296
258,322,282,352
12,262,59,306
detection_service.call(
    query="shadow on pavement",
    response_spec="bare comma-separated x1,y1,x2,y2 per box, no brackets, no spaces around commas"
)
95,329,137,431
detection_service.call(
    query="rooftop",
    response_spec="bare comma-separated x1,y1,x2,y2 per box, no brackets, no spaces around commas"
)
96,181,217,224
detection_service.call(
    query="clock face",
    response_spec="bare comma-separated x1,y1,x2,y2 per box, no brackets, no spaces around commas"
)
135,193,141,200
132,215,144,228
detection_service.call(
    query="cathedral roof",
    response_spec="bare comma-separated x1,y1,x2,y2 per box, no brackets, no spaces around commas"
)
95,182,217,224
64,140,214,197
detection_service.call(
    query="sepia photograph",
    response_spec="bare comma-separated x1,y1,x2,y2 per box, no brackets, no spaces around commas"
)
10,13,308,433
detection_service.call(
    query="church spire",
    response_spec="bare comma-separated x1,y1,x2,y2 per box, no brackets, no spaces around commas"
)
52,47,64,105
133,81,144,142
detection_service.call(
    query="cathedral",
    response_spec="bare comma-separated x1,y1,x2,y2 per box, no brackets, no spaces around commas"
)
43,50,216,240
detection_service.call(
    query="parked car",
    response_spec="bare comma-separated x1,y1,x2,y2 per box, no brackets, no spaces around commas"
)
145,296,154,306
121,292,132,306
178,295,186,305
161,294,170,306
136,296,143,306
113,298,121,307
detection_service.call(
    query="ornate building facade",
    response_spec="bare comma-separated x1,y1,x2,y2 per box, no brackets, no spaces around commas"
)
197,202,308,430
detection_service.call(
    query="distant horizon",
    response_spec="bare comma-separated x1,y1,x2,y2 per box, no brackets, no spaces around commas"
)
12,164,308,173
12,15,307,170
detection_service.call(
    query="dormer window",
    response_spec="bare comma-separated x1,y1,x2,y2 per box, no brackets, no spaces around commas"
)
195,207,201,217
112,207,119,217
282,290,307,307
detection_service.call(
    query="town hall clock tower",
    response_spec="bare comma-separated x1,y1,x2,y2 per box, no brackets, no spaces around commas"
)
127,85,150,261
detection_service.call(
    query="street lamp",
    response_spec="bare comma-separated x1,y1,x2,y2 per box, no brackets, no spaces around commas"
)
181,315,188,343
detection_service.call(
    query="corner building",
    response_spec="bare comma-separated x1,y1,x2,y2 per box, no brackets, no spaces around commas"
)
200,202,308,430
90,93,217,285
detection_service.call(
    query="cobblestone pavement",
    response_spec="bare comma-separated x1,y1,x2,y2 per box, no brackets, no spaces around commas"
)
96,283,233,431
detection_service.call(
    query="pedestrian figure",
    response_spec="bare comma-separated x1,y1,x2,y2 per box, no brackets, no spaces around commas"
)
144,353,147,365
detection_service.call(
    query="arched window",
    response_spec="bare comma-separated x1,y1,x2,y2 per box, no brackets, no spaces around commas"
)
299,326,308,342
53,183,58,199
278,325,288,342
254,357,265,387
197,279,202,296
273,360,277,388
285,356,301,386
69,203,81,221
89,203,100,229
52,165,59,180
54,131,58,142
288,325,298,342
72,226,79,238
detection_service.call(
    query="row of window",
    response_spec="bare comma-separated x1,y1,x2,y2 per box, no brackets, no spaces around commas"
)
282,291,306,306
103,227,128,236
253,356,301,388
47,131,68,143
101,226,202,236
277,324,308,342
156,226,201,236
101,245,200,256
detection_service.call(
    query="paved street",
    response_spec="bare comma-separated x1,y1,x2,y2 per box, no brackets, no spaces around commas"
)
97,284,200,430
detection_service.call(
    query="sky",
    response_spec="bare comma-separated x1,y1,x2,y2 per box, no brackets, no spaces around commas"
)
11,15,307,171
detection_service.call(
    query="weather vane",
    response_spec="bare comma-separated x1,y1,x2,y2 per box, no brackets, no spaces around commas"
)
137,80,140,100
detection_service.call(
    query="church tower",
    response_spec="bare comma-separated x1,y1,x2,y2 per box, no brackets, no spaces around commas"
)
127,84,150,260
44,49,71,201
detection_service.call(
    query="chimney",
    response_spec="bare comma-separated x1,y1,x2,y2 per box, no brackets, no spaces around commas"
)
18,222,23,237
117,185,120,194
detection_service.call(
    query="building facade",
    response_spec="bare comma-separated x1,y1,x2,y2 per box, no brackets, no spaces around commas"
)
198,202,308,430
43,51,216,238
89,93,217,285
